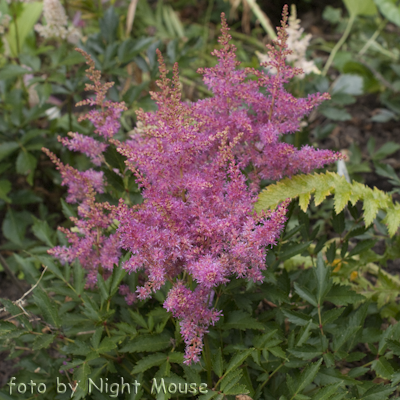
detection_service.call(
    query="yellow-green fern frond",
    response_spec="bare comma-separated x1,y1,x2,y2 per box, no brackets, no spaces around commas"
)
255,172,400,237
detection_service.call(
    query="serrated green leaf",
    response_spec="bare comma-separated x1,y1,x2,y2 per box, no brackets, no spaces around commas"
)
314,254,332,303
269,346,288,360
279,241,313,262
128,309,148,329
119,333,171,353
294,282,318,307
386,339,400,356
322,308,345,325
31,216,54,247
225,349,252,376
325,285,365,306
91,327,104,349
75,361,91,392
61,198,77,219
16,151,37,176
222,310,265,331
132,353,167,374
33,288,61,328
110,262,126,296
220,369,243,392
0,321,17,333
282,309,317,328
371,357,394,380
66,340,91,356
332,326,361,352
212,348,223,377
360,384,395,400
288,346,323,360
255,172,400,237
294,359,323,396
296,319,314,347
348,239,376,258
311,382,342,400
32,334,56,350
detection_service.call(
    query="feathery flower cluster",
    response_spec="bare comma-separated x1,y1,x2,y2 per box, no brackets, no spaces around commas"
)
45,7,341,364
35,0,81,44
44,50,126,288
257,6,319,78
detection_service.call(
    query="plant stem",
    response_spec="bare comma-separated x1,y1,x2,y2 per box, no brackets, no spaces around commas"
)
259,362,284,390
358,18,387,57
12,4,21,55
322,14,355,76
203,334,213,388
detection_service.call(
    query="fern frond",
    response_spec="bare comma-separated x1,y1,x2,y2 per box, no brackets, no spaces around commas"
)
255,172,400,237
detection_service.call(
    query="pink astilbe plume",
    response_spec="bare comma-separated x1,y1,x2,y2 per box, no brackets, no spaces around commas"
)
195,6,342,186
45,7,341,365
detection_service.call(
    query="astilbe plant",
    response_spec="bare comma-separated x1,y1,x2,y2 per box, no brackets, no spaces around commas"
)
43,6,341,364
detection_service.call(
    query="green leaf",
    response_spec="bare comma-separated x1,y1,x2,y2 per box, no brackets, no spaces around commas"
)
374,0,400,27
222,310,265,331
212,348,223,377
91,327,104,349
332,326,361,352
282,309,317,328
74,361,91,393
97,337,117,354
128,309,148,329
74,261,85,296
0,321,17,334
256,172,400,237
325,285,365,306
61,198,77,219
225,349,252,376
371,357,394,380
322,308,345,325
296,320,314,347
269,346,288,360
31,216,54,247
33,288,61,328
279,241,313,262
360,384,395,400
331,211,345,234
0,65,31,80
314,254,332,304
2,209,31,246
65,340,91,356
294,282,318,307
347,239,376,258
32,334,56,350
294,359,323,396
320,107,352,121
288,346,323,360
119,333,171,353
110,262,126,297
386,339,400,356
372,142,400,161
132,353,167,374
0,180,12,203
343,0,377,16
311,382,342,400
0,142,19,162
16,151,37,174
220,369,243,392
332,74,363,95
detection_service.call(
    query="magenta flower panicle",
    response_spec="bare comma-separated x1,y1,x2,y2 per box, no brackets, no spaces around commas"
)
45,8,342,365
